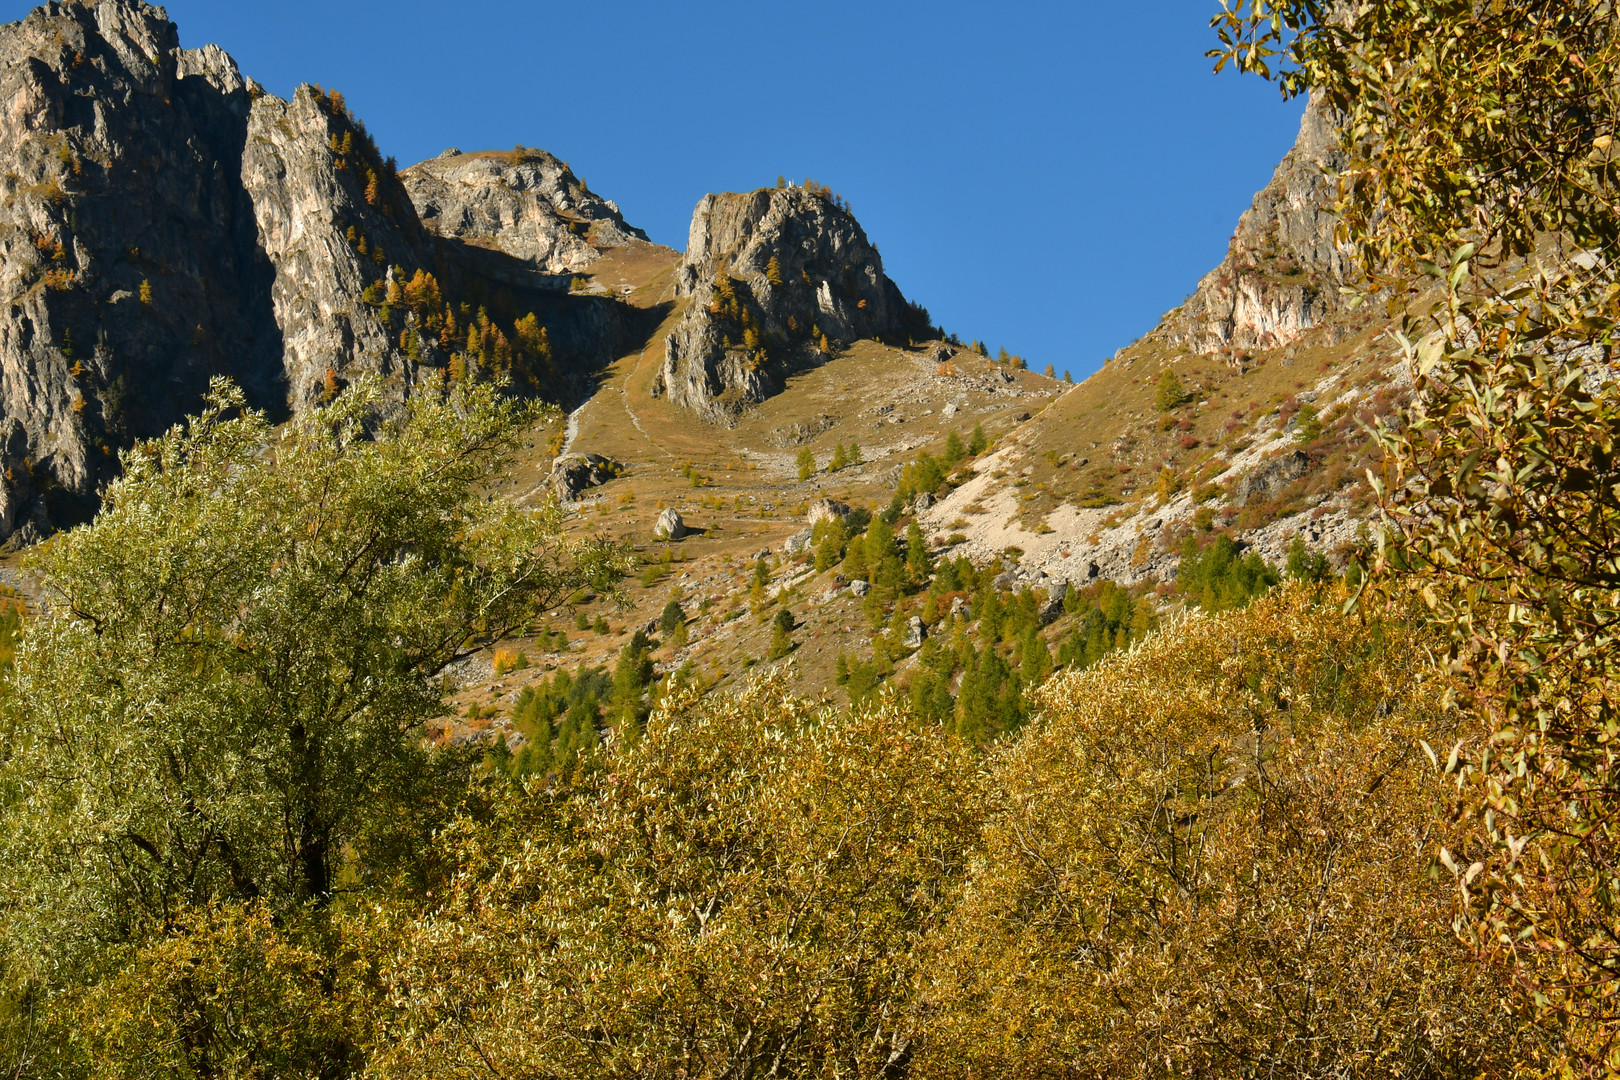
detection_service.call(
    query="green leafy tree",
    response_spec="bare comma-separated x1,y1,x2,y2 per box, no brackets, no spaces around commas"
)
0,378,630,1072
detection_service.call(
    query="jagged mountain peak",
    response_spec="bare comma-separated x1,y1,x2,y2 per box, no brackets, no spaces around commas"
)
1161,92,1352,358
401,147,648,275
658,184,931,423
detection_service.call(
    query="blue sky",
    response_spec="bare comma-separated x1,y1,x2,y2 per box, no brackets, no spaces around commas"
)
13,1,1304,380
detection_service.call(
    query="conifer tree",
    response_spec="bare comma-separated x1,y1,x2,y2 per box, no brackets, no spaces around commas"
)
797,447,816,481
1154,369,1188,412
138,279,152,306
766,256,783,287
944,430,967,466
769,607,794,659
968,423,988,456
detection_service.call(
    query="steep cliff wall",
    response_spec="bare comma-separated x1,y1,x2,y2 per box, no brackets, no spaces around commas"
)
0,0,641,541
658,186,926,423
1164,94,1350,356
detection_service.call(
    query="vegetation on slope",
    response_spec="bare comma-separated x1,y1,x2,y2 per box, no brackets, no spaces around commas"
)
1,0,1619,1076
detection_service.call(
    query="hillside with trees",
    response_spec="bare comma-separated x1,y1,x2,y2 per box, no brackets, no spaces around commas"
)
3,0,1620,1077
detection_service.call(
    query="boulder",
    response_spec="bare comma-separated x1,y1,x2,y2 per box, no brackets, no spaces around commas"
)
912,491,935,512
783,529,813,555
902,615,926,648
655,508,686,541
848,579,870,597
807,497,851,526
1039,582,1069,624
547,453,619,501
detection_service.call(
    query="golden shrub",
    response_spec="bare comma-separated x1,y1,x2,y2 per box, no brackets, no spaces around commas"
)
916,584,1533,1079
370,674,986,1079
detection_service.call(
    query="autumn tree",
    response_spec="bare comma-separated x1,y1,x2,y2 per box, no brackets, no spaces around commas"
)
922,586,1531,1077
1214,1,1620,1066
1153,368,1187,412
367,677,986,1080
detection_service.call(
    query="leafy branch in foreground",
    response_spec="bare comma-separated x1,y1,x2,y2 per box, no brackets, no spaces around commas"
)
1215,0,1620,1065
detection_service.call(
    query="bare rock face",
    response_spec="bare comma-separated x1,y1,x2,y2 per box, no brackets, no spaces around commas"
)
0,0,642,542
0,1,287,535
656,187,928,423
241,85,439,411
400,148,647,275
1165,93,1351,356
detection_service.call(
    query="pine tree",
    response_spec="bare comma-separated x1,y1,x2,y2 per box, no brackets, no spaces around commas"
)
829,444,849,472
364,169,380,206
322,366,339,403
819,333,831,355
1154,369,1188,412
905,522,930,580
138,279,152,306
659,597,686,638
766,256,783,287
797,447,816,481
968,423,988,456
768,607,794,659
944,430,967,466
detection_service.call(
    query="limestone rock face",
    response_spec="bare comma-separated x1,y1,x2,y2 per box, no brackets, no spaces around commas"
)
400,148,647,275
0,0,640,542
241,85,437,411
657,187,925,423
1166,93,1350,356
0,0,287,535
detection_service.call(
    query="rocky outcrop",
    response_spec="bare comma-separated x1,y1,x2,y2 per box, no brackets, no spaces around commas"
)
0,1,288,535
1164,93,1350,356
0,0,643,542
401,148,647,275
546,452,618,501
656,187,928,423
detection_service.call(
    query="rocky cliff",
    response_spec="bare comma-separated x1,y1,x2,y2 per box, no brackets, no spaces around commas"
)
0,0,641,542
656,186,928,423
401,147,647,275
1164,93,1350,357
